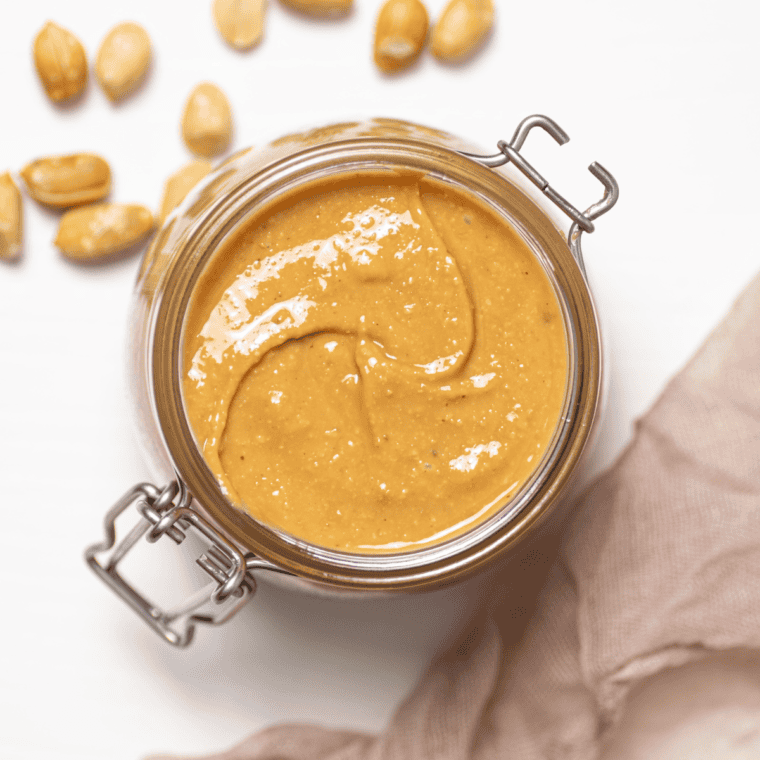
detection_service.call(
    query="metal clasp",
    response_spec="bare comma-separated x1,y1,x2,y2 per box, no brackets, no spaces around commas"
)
85,481,254,647
461,114,619,272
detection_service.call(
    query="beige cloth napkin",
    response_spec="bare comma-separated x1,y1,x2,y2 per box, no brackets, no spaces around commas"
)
153,273,760,759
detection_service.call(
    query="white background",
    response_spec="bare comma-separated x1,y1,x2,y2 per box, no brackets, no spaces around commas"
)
0,1,758,758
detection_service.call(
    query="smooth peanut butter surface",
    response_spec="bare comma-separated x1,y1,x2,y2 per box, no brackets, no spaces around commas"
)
183,176,567,552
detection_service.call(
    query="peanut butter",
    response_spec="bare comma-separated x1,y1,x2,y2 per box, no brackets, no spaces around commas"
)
183,175,567,552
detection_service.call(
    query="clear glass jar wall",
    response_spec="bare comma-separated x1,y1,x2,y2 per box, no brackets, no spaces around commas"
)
125,117,613,594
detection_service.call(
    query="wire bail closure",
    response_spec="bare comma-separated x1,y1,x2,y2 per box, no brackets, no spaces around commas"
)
460,114,619,269
85,115,620,647
85,481,254,647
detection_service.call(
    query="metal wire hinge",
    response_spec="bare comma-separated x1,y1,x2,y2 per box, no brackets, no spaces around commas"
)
85,480,254,647
461,114,619,269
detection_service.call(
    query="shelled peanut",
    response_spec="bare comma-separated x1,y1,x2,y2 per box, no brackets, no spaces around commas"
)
278,0,353,16
374,0,429,73
33,21,88,102
182,83,233,158
95,22,152,102
0,173,23,261
20,154,111,208
431,0,494,62
214,0,268,49
159,160,214,223
54,203,155,261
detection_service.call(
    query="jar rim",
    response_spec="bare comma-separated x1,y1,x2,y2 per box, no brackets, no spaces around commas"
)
146,130,602,590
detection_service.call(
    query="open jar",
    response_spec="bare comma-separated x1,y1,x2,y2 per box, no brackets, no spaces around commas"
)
86,115,618,646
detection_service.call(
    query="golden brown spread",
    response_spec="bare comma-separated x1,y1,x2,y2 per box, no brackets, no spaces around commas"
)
183,175,567,552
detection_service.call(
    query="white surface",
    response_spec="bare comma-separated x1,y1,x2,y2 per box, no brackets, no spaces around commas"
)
1,1,758,758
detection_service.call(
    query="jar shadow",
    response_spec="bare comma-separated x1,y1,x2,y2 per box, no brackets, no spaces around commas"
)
131,566,485,732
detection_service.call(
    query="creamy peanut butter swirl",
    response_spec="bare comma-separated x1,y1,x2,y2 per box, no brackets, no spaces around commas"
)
183,178,567,552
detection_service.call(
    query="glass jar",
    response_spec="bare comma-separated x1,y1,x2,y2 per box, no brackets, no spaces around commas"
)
86,115,618,647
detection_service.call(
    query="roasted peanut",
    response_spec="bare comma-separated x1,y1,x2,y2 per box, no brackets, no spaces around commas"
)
159,160,214,223
95,22,152,102
20,154,111,208
55,203,154,261
213,0,267,50
0,173,23,261
431,0,494,62
278,0,352,16
33,21,87,102
181,83,233,158
374,0,429,73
